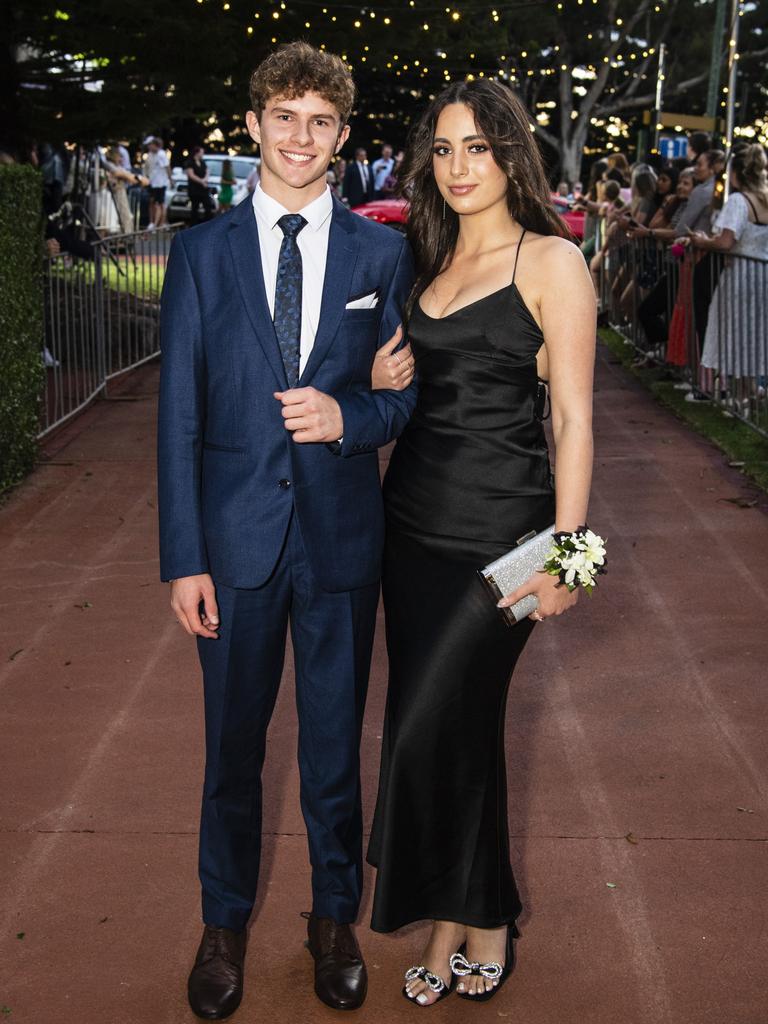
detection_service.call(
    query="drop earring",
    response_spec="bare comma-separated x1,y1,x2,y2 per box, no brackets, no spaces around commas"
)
442,197,446,220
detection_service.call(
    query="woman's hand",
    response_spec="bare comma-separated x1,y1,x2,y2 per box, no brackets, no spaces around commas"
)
498,570,579,622
371,327,415,391
688,230,709,247
628,224,650,239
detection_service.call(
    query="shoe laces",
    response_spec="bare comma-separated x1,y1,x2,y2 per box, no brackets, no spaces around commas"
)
203,926,240,965
302,912,359,960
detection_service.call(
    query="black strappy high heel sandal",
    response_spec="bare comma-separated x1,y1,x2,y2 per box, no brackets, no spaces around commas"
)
402,964,455,1006
450,925,515,1003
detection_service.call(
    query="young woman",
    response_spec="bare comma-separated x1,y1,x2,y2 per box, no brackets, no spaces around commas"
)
597,164,658,319
696,143,768,384
217,158,236,212
368,79,600,1005
576,157,608,260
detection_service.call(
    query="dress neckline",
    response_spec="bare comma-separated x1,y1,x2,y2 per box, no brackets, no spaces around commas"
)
416,281,543,338
417,280,514,322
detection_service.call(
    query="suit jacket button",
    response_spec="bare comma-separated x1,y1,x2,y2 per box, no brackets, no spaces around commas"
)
278,478,291,489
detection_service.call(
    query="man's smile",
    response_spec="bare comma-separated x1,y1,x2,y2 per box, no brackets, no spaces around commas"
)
280,150,315,165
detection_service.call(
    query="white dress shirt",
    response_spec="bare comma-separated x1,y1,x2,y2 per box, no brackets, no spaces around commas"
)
251,183,334,374
372,157,394,192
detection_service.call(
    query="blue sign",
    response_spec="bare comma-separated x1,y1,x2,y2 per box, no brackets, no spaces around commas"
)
660,136,688,160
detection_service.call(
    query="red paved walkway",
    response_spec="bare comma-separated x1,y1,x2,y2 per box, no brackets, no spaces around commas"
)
1,346,767,1023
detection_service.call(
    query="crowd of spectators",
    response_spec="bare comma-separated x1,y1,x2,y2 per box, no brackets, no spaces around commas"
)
14,136,402,252
578,132,768,406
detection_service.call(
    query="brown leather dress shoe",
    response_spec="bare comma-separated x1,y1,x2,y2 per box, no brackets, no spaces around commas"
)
187,925,247,1020
305,914,368,1010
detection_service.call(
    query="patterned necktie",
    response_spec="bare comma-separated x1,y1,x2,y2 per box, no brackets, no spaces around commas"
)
274,213,307,387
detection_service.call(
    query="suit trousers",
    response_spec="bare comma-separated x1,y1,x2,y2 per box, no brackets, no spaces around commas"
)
196,511,380,930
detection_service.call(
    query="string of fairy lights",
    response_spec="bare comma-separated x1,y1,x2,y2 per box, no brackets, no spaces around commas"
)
201,0,667,87
192,0,765,147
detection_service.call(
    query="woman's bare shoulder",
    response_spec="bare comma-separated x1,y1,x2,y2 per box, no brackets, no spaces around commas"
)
524,232,588,279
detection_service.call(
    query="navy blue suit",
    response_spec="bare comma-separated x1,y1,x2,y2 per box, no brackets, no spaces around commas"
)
158,195,415,929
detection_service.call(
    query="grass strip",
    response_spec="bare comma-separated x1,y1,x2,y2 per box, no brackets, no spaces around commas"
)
599,327,768,494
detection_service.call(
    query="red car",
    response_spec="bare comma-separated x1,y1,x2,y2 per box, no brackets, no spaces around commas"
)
351,197,408,230
352,195,585,241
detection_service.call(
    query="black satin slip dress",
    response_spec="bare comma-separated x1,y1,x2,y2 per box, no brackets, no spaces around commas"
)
367,232,556,934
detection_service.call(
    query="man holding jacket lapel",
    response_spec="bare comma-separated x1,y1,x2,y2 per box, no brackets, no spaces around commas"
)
158,42,415,1019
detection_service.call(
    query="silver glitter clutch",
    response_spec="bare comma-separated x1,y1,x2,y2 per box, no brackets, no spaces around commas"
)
478,526,555,626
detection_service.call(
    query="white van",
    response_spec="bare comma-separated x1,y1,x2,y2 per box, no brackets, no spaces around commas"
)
168,154,260,221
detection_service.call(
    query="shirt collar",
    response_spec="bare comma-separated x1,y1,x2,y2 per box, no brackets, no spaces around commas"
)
252,182,333,233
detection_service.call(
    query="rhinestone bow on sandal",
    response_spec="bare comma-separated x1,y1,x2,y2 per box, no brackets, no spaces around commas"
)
402,964,455,1006
450,926,515,1002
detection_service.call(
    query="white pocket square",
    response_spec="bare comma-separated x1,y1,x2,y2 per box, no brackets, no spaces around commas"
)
345,291,379,309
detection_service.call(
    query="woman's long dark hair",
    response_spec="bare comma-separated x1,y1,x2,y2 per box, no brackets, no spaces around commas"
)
397,80,568,316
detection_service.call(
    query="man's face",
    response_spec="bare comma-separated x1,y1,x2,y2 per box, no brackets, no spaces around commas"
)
246,91,349,205
382,145,393,160
356,149,368,163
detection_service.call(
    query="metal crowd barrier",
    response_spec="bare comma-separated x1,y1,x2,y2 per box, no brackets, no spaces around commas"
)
597,233,768,439
40,225,179,437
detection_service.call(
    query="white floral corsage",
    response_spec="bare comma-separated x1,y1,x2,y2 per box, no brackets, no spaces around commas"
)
542,525,607,595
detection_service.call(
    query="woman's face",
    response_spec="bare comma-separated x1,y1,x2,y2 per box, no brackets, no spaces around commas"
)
657,172,672,195
432,103,509,218
677,174,695,198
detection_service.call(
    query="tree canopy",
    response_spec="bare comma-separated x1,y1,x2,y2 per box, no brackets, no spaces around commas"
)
5,0,766,179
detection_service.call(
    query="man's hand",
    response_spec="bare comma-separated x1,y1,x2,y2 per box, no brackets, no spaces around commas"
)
170,574,219,639
274,387,343,443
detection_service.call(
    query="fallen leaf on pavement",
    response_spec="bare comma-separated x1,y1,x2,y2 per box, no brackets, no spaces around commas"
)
718,497,757,508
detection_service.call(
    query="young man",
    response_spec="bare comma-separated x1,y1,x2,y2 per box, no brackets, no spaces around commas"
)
158,42,416,1019
342,146,374,207
143,137,172,229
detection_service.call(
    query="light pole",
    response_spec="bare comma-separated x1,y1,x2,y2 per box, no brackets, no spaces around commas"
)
706,0,727,121
652,43,667,153
723,0,743,197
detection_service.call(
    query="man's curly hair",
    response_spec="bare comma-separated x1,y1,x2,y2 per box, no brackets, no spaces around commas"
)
249,42,355,127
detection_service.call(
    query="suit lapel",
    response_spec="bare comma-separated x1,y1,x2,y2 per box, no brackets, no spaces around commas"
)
226,199,288,390
300,198,360,386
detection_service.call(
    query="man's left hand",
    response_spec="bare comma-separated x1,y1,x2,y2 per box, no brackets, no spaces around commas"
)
275,387,343,443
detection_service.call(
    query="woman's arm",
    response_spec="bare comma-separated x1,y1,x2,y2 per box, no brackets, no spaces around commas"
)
541,238,596,533
690,228,736,252
499,237,596,620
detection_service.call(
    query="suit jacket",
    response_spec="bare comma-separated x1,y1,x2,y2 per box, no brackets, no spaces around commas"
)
342,162,374,208
157,195,416,592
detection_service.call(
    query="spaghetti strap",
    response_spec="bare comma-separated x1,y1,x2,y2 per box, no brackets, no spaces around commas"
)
511,229,527,283
741,192,766,225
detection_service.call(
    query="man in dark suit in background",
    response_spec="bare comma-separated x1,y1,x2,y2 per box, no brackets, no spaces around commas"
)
342,146,374,208
158,41,415,1019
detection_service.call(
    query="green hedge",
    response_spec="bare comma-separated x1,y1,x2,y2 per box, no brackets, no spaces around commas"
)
0,165,44,495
